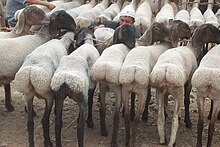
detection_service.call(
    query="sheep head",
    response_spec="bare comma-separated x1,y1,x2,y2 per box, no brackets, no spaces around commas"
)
15,6,50,35
49,10,76,38
74,27,94,49
192,23,220,48
113,23,136,49
137,22,173,46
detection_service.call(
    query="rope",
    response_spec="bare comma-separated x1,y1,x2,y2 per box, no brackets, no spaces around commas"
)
84,36,112,46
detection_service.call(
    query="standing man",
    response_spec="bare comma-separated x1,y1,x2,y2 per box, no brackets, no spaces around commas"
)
6,0,56,27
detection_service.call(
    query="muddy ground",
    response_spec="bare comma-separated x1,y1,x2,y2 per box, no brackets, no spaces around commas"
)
0,82,220,147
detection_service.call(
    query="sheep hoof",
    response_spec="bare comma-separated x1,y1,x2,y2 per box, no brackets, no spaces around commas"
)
6,104,14,112
160,137,168,145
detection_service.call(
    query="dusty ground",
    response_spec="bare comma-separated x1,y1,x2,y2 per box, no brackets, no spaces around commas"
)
0,82,220,147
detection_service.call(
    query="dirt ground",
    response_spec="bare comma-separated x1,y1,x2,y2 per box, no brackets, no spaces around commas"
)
0,82,220,147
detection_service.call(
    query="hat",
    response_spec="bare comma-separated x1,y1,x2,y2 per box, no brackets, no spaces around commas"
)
120,7,135,19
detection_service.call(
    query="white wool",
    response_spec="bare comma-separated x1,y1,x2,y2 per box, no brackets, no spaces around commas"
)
155,4,174,24
75,0,109,29
150,46,197,87
0,31,51,81
48,0,84,16
189,7,205,29
14,32,74,94
203,9,219,28
134,0,152,35
51,44,100,92
34,1,64,14
91,43,130,84
94,27,114,54
95,0,122,24
119,43,171,88
192,44,220,90
175,9,190,25
66,0,96,19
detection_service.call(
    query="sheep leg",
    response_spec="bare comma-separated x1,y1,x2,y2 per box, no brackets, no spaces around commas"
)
130,92,136,121
196,94,205,147
207,100,220,120
55,92,64,147
86,88,95,128
142,87,151,121
168,87,184,147
42,97,54,147
157,88,167,145
131,89,148,147
4,84,14,111
207,100,220,147
24,91,36,147
110,85,122,147
99,83,108,136
122,86,130,146
184,80,192,128
77,103,85,147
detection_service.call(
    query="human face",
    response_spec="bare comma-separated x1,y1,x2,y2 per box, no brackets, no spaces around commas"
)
119,16,134,26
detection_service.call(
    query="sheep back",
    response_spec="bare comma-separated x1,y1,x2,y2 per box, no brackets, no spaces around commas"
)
51,44,100,92
15,39,68,94
192,45,220,90
150,46,197,87
119,44,170,88
91,44,130,84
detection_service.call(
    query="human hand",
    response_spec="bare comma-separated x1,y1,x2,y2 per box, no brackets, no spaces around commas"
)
47,3,55,10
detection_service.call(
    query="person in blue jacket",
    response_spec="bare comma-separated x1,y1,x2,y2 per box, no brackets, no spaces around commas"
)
6,0,56,27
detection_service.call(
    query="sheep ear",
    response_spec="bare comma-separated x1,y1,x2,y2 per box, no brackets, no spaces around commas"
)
15,12,25,34
170,27,179,47
137,28,152,46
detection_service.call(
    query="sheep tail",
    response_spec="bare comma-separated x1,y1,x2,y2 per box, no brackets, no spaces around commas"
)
91,61,121,84
192,68,220,89
15,66,32,94
51,71,88,93
119,65,150,87
14,66,52,94
150,64,185,87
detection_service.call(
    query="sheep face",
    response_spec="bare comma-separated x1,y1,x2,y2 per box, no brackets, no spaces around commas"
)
24,6,50,26
173,20,191,39
113,23,136,49
192,23,220,48
49,10,76,38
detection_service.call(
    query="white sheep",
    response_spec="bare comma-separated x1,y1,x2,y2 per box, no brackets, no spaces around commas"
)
47,0,86,16
134,0,152,35
175,9,190,25
90,24,136,147
66,0,96,19
191,31,220,147
119,20,191,147
93,27,114,54
50,28,99,147
14,30,76,147
95,0,123,24
0,6,50,39
75,0,109,30
0,10,76,112
149,23,220,147
155,0,175,24
189,0,205,31
203,0,219,28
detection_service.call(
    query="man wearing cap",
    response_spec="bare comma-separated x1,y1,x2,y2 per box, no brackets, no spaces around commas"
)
104,7,136,30
102,7,140,38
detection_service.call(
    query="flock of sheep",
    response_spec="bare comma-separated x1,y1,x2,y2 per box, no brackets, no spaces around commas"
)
1,0,220,147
